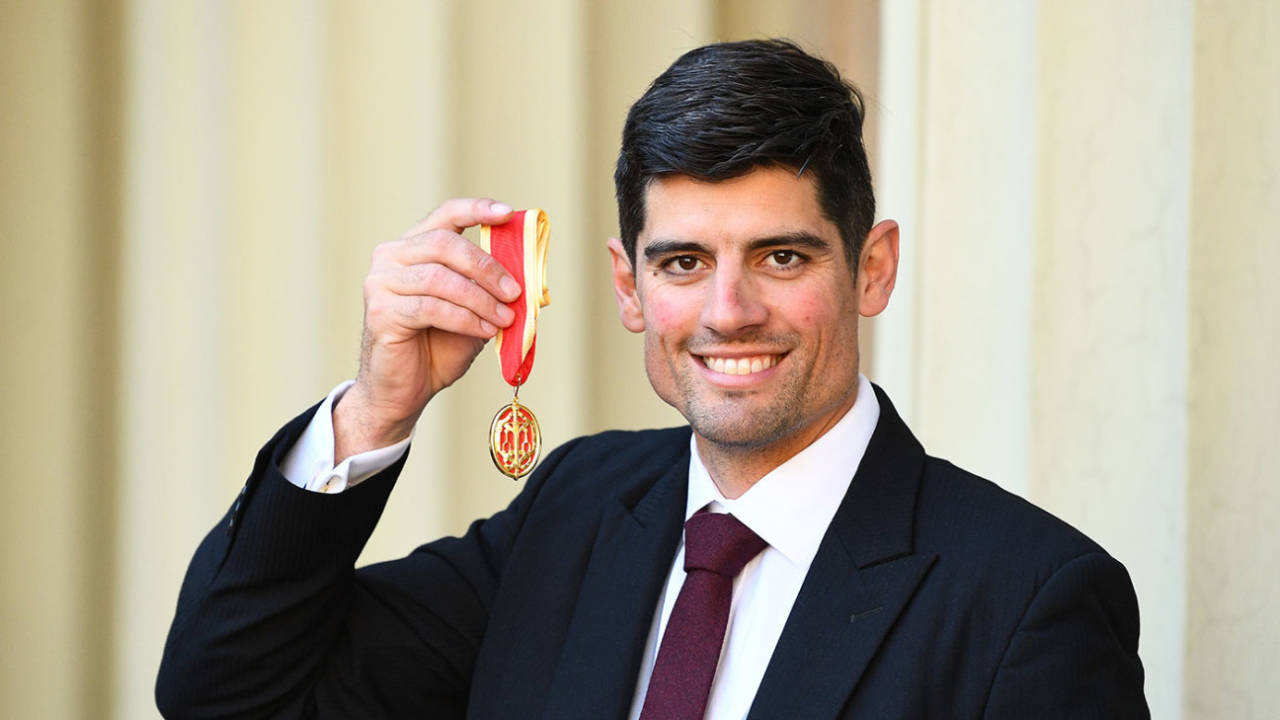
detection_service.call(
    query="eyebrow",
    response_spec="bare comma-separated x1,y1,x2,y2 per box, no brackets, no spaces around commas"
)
641,231,833,262
745,231,832,253
642,239,707,261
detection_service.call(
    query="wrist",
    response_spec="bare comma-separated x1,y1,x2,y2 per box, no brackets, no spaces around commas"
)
332,384,417,463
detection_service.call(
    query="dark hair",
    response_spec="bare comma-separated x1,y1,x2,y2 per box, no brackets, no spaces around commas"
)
614,38,875,268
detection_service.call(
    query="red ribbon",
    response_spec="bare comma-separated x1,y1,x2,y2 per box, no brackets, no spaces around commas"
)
484,210,547,386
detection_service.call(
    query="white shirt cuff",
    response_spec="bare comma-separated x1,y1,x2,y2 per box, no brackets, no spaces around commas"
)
280,380,412,493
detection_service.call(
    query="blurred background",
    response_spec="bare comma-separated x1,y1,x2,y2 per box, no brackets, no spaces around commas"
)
2,1,1276,718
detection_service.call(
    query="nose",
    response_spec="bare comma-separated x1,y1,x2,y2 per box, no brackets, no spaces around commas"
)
699,264,768,336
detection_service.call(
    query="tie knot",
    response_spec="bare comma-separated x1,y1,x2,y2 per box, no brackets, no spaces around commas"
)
683,512,768,577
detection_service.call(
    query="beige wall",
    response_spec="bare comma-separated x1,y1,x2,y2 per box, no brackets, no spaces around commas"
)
1033,3,1192,714
2,6,93,720
2,1,1276,718
1186,1,1280,716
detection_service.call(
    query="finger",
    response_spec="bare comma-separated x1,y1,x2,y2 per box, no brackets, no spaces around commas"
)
408,197,514,236
390,229,523,303
378,263,516,328
382,294,500,339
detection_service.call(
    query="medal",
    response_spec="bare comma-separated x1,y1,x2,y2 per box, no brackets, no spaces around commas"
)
488,388,541,480
479,209,550,479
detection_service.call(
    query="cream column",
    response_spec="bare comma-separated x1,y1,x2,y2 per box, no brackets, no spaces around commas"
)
1032,3,1191,718
114,1,242,717
1186,2,1280,717
0,3,101,717
911,1,1037,495
874,0,1037,493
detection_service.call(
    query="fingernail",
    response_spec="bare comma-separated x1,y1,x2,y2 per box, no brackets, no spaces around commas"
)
491,201,513,215
500,276,521,298
480,319,497,335
497,304,515,324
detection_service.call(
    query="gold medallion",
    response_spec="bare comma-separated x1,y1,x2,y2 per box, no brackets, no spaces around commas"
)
488,393,542,480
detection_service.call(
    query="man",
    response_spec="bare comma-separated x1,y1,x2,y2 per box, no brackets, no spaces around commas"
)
157,39,1148,718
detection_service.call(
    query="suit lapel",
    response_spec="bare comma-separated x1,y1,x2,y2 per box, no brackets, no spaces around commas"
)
749,385,938,719
541,452,688,719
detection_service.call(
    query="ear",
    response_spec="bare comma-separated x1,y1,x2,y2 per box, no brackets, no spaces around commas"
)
607,237,646,333
858,219,900,317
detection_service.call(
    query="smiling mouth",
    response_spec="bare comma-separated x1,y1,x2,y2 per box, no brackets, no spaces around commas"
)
697,353,783,376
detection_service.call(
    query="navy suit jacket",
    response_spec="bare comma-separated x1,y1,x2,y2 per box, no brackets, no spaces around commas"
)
157,386,1148,718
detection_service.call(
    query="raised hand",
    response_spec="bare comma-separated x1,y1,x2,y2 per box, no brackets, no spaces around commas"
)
333,198,522,462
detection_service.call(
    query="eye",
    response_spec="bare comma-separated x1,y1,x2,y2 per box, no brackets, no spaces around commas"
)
764,250,804,269
662,255,704,274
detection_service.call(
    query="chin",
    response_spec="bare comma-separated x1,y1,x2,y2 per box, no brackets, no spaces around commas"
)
685,402,801,451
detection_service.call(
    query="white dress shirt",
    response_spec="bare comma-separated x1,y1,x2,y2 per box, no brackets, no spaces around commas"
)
281,374,880,719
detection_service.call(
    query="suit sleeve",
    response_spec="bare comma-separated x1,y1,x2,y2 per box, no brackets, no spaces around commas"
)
982,551,1149,719
154,402,577,719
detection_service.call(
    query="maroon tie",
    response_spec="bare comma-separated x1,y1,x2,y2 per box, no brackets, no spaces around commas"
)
639,511,768,720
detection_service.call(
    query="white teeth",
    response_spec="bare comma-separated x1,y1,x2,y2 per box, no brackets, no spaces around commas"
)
701,354,779,375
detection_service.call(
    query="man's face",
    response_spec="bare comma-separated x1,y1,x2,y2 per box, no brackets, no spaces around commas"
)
609,167,868,459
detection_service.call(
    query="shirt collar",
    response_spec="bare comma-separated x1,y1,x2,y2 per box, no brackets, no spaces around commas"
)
685,373,881,569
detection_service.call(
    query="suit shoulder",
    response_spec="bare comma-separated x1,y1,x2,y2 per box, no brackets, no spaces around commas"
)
529,425,690,497
551,425,690,470
915,456,1107,569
